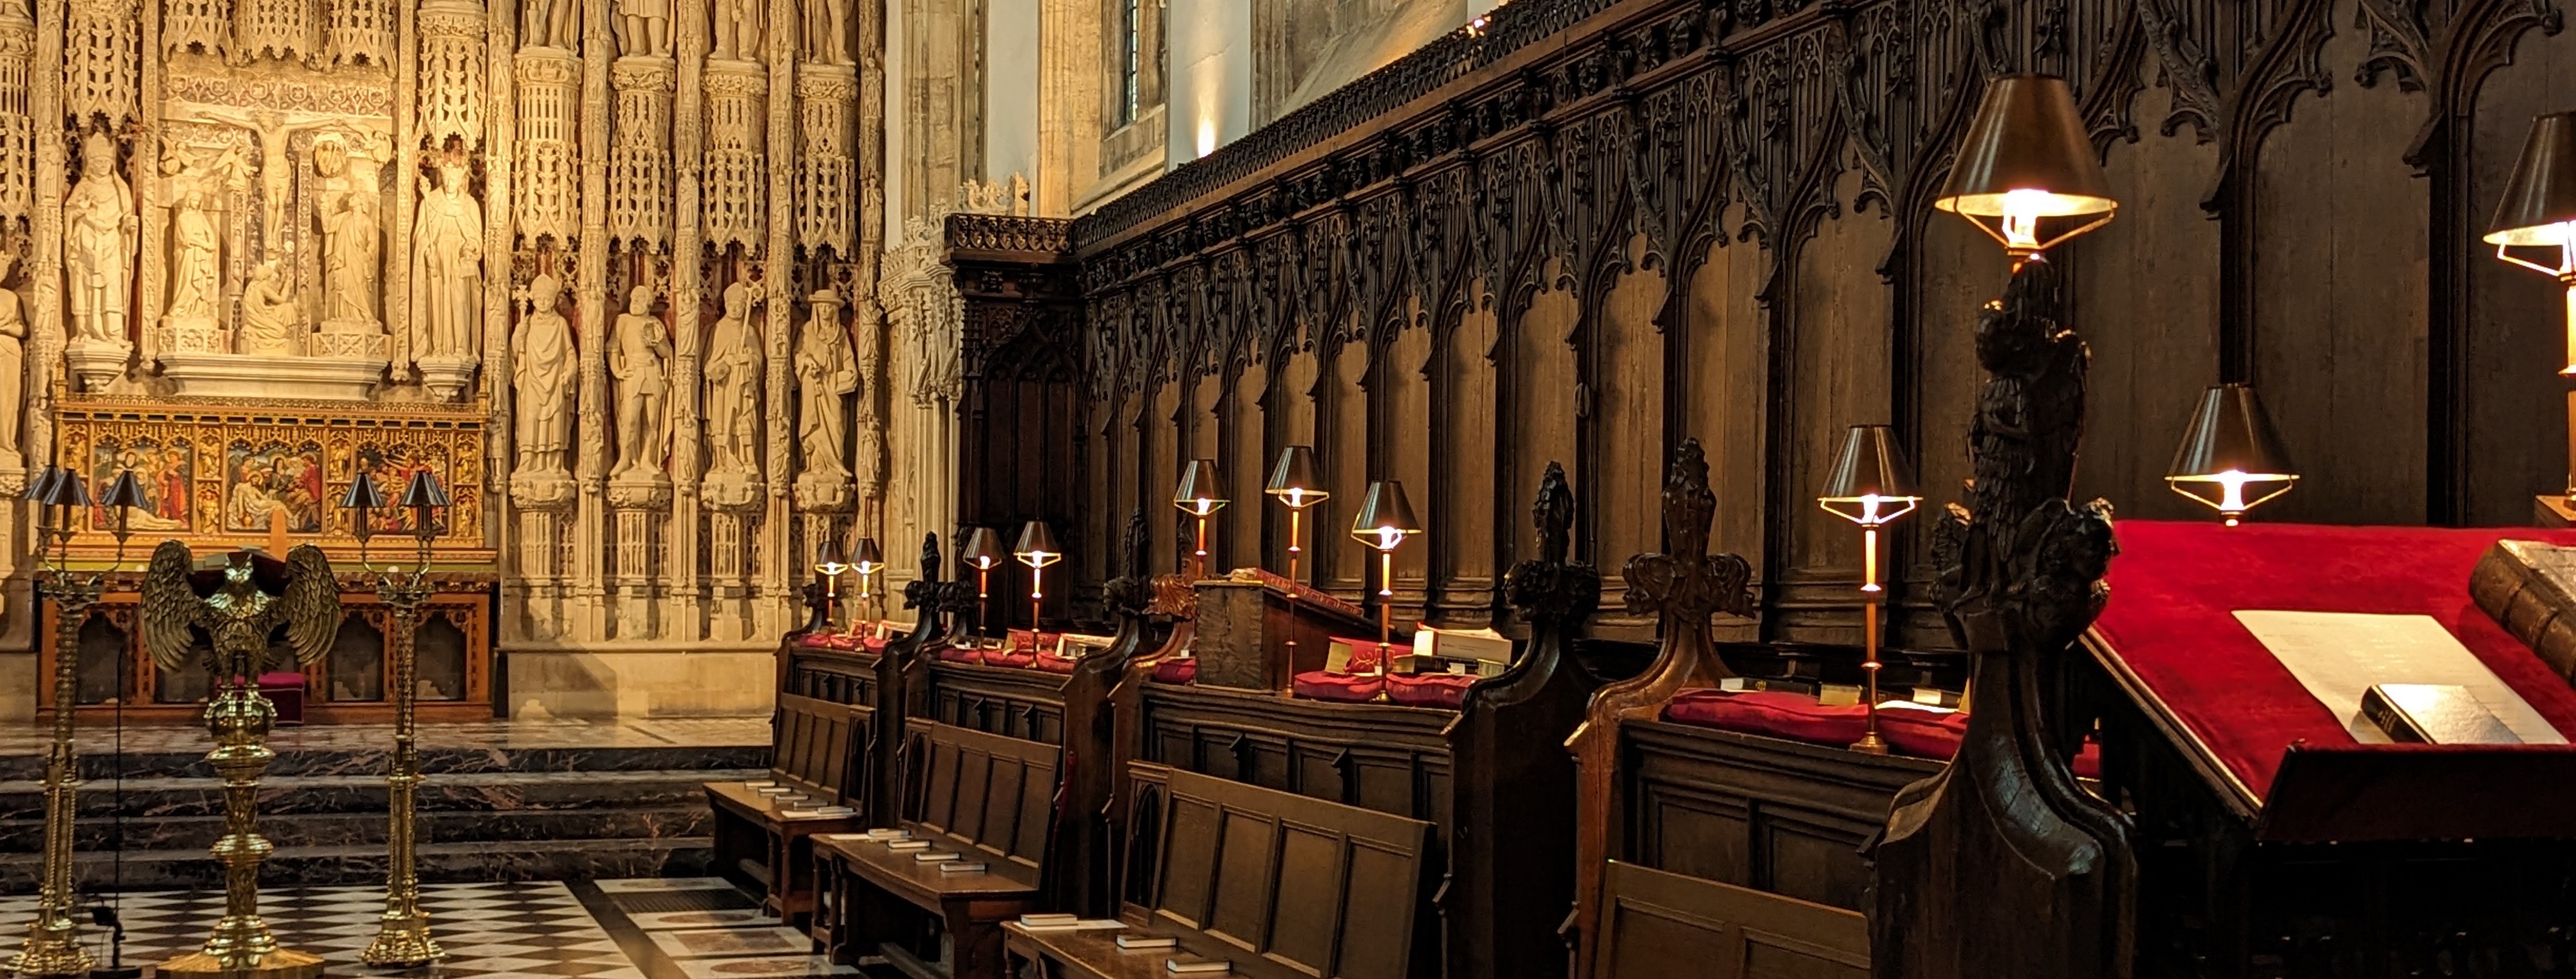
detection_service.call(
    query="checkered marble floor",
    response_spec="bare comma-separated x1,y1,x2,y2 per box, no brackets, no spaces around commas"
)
0,882,643,979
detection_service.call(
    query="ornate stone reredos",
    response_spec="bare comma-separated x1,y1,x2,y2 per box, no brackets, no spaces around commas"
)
1504,460,1599,626
1621,438,1755,628
1100,508,1152,617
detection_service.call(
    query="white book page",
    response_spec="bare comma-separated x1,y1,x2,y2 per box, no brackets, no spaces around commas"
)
2233,610,2565,745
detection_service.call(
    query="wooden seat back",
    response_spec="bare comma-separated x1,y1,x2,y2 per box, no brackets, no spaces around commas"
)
1119,762,1434,979
773,690,867,803
899,720,1061,889
1591,861,1866,979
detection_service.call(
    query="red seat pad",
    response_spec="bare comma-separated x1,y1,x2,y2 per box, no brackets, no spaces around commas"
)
1386,673,1476,708
982,651,1037,669
1292,670,1384,702
2092,520,2576,802
938,645,984,664
1150,658,1198,685
861,636,890,653
1666,690,1867,745
1034,654,1077,674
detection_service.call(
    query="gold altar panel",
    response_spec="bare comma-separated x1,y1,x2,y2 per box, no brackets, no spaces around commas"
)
51,396,494,566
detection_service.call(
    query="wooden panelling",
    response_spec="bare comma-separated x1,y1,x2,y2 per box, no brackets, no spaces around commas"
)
1384,310,1436,618
1774,167,1895,645
1137,683,1455,828
1683,212,1771,644
2459,22,2576,524
1227,366,1269,575
1592,862,1868,979
1517,274,1582,570
1437,292,1501,624
905,722,1061,886
1594,237,1667,625
1619,721,1937,913
1325,334,1371,598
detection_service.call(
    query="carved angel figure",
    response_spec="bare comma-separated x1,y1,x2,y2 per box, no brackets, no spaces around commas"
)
141,543,342,683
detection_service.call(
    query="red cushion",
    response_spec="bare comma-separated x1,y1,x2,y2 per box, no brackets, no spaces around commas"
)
938,646,984,664
1386,673,1475,708
1293,670,1383,703
1152,658,1198,685
2095,520,2576,800
256,671,304,690
983,651,1036,669
861,636,890,653
1666,690,1867,745
1877,704,1967,759
1034,654,1077,674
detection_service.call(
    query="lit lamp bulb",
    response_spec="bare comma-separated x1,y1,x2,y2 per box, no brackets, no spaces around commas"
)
1264,446,1330,585
1933,76,2118,261
960,527,1006,642
849,536,884,634
2484,110,2576,498
1817,424,1921,755
1013,521,1062,632
2166,383,2299,526
813,539,850,599
1172,459,1229,580
1348,481,1422,674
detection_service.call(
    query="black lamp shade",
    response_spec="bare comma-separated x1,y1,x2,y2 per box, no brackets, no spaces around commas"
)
961,527,1005,571
1348,481,1422,551
2486,111,2576,247
1817,424,1922,526
814,538,849,575
98,469,148,512
852,536,884,572
24,464,58,503
1933,75,2118,251
338,471,388,510
1015,520,1062,567
37,467,90,508
1174,459,1227,514
2167,383,2299,523
401,469,451,509
1264,445,1328,508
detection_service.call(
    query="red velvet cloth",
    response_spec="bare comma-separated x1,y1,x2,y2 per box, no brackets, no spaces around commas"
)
1662,690,2099,776
1334,635,1394,674
982,650,1037,669
1034,654,1077,674
1151,658,1198,685
1385,673,1475,708
2094,520,2576,802
938,645,984,665
258,671,305,726
1292,670,1384,702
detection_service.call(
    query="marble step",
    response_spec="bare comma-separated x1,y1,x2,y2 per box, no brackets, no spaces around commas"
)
0,742,772,782
0,836,717,892
0,801,715,853
0,767,768,822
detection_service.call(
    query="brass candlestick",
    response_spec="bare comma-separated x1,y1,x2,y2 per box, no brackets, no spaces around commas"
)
1818,424,1921,755
352,469,449,969
145,541,341,979
12,465,110,979
1349,481,1421,690
1265,447,1328,662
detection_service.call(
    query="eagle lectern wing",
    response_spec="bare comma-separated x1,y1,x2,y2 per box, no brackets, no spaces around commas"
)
139,539,200,672
278,544,342,667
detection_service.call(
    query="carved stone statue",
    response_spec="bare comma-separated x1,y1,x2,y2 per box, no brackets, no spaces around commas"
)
609,285,670,479
66,133,136,344
324,189,379,327
237,259,302,355
801,0,845,63
521,0,577,49
164,189,222,323
410,159,484,361
616,0,671,56
795,288,857,481
513,273,575,474
712,0,760,59
0,251,24,459
704,281,763,477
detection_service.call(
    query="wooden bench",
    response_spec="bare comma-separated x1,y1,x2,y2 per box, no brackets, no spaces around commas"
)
1590,861,1866,978
1004,762,1435,979
706,641,883,925
814,720,1059,978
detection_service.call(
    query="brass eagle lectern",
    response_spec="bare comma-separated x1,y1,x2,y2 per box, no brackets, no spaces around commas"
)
141,543,341,979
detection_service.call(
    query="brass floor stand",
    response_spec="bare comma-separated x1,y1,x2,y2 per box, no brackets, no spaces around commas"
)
157,681,326,979
10,574,103,979
361,572,443,968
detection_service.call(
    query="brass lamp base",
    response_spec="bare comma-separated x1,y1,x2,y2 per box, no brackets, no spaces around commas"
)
158,946,327,979
10,916,98,978
1849,732,1892,755
361,910,443,968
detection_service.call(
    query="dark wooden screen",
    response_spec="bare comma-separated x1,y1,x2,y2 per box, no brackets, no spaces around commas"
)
902,721,1061,887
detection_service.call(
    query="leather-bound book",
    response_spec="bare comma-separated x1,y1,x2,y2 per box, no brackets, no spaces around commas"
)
2359,683,2520,744
2469,539,2576,682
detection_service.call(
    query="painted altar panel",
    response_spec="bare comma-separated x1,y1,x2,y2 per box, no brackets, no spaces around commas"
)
52,395,491,564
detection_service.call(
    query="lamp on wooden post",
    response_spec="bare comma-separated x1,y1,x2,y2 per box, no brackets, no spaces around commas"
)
1173,459,1227,579
1933,75,2117,263
1013,520,1062,631
2166,383,2299,526
2484,110,2576,513
1818,425,1920,754
961,527,1005,642
809,537,850,633
850,536,885,630
1347,480,1421,673
1266,446,1330,661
